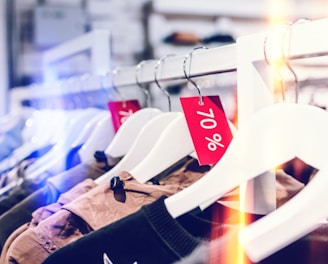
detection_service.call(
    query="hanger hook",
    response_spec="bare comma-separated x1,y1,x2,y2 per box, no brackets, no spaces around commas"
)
263,34,286,102
136,60,153,107
79,73,93,107
154,54,176,112
67,76,81,109
183,46,208,105
97,71,114,103
111,68,126,107
281,18,311,104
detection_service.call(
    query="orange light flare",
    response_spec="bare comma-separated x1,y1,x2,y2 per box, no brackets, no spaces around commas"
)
265,0,292,102
215,2,291,264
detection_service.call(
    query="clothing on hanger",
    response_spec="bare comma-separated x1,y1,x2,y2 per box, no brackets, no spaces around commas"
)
164,103,328,218
95,112,182,184
4,157,211,264
23,108,104,178
0,109,72,176
0,151,121,252
40,167,321,264
0,108,97,196
0,178,96,264
0,144,98,217
174,222,328,264
0,116,24,162
42,196,226,264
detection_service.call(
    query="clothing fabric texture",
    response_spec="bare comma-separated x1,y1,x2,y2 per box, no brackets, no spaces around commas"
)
0,151,120,253
0,172,52,217
0,142,81,215
0,117,24,162
44,188,328,264
175,219,328,264
6,158,211,264
0,144,54,189
42,196,261,264
0,179,96,263
42,168,308,264
64,144,83,170
175,169,328,264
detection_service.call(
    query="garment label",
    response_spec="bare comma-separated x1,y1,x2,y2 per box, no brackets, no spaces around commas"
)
180,96,233,165
103,253,138,264
108,100,141,132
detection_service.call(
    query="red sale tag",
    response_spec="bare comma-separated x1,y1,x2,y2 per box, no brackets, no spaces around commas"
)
108,99,141,132
180,96,233,165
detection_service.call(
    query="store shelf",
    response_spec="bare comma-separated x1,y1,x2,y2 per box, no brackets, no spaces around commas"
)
153,0,328,20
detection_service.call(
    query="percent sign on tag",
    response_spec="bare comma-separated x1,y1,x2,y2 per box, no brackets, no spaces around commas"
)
197,108,225,151
206,133,224,151
180,96,233,165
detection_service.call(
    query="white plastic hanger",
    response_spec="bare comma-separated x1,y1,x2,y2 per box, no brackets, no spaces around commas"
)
0,109,70,173
105,107,163,158
77,112,115,164
238,25,328,262
23,73,110,170
237,35,328,259
25,107,101,178
129,112,237,184
95,111,181,184
125,54,197,183
0,108,98,195
104,65,163,158
164,102,328,218
239,163,328,262
129,113,194,183
67,76,110,149
129,50,236,184
71,110,107,148
21,109,83,173
68,73,115,164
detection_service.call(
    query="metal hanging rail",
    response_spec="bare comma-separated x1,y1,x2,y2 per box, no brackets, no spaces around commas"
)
114,44,237,87
113,18,328,89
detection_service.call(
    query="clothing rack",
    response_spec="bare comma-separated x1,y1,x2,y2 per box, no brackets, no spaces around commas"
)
111,17,328,215
114,44,237,87
11,17,328,215
42,29,111,83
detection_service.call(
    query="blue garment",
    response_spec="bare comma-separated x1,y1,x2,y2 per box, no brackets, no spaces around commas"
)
0,118,24,161
0,151,121,252
0,144,54,188
65,144,83,170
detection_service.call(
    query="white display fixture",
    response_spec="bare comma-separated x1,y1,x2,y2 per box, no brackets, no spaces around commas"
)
153,0,328,20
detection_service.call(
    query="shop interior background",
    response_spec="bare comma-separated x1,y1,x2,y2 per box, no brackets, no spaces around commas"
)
1,0,328,116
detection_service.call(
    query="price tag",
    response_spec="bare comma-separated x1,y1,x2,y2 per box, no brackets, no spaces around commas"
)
108,99,141,132
180,96,233,165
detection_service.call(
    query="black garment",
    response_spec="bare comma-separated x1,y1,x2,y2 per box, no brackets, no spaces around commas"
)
0,171,51,216
176,222,328,264
0,144,54,189
42,196,257,264
0,152,121,253
0,143,82,215
0,144,54,176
